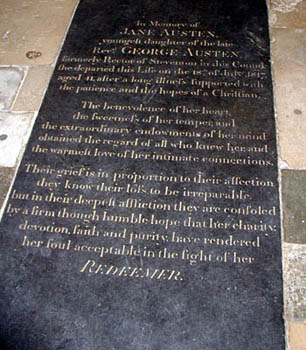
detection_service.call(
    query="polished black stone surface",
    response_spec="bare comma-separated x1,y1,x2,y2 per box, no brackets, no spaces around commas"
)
0,1,285,349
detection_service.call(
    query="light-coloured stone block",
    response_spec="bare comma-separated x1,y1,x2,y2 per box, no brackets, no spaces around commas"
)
0,67,24,110
0,112,34,167
13,65,53,112
270,0,306,29
289,322,306,350
282,170,306,243
271,28,306,168
0,167,15,207
0,0,79,65
284,244,306,322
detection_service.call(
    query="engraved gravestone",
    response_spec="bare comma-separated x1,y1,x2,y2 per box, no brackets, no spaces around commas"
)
0,1,285,349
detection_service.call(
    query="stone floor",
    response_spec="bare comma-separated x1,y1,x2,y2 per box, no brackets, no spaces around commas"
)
0,0,305,348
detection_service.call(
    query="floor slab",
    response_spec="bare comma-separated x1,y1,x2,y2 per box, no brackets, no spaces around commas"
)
270,0,306,29
0,67,24,110
0,112,34,167
0,0,305,348
271,28,306,168
284,244,306,322
282,170,306,244
13,65,53,112
0,0,79,65
289,322,306,350
0,167,16,211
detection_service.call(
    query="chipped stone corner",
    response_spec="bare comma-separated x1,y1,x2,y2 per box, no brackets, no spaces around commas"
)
279,158,290,169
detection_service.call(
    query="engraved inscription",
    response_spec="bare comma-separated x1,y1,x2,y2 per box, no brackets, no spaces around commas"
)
6,18,277,282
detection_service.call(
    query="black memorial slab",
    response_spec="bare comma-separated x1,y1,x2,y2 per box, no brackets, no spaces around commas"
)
0,1,285,349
